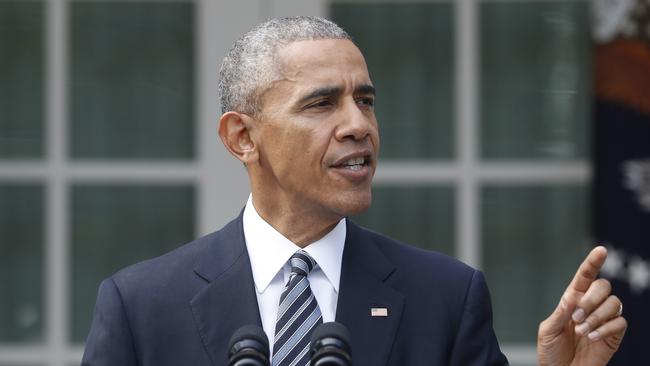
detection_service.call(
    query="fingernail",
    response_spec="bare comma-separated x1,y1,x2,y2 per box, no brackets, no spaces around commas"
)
588,330,601,341
575,322,590,335
572,308,585,322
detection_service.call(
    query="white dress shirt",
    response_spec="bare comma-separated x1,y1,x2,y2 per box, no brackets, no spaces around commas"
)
242,195,346,355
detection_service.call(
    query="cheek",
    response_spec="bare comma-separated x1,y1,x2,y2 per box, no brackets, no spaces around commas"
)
372,125,380,150
290,128,330,162
269,130,323,178
261,119,333,174
261,124,301,158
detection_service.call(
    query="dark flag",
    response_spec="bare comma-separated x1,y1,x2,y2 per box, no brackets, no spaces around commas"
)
593,0,650,364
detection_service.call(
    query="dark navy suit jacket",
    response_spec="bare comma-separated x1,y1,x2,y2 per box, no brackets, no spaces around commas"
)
81,214,508,366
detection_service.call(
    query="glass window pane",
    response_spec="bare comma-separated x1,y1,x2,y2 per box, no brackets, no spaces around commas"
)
71,184,195,342
70,2,195,159
0,1,44,158
353,185,455,256
482,185,589,342
480,2,590,160
332,3,455,160
0,184,44,342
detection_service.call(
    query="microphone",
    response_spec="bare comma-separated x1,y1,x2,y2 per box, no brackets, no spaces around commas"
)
228,325,270,366
310,322,352,366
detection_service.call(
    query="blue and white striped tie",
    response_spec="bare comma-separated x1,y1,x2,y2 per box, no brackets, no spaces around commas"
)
272,250,323,366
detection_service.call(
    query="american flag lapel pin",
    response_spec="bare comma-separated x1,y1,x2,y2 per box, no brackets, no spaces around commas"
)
371,307,388,317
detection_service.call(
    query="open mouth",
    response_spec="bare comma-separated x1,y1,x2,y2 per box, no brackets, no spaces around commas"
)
331,154,372,173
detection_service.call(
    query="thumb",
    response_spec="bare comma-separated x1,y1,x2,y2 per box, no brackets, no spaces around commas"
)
540,295,576,338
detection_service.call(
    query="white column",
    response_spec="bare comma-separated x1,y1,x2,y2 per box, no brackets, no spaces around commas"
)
45,0,70,365
455,0,480,268
197,0,263,235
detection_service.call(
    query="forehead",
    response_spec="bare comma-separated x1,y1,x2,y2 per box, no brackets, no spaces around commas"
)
273,39,372,93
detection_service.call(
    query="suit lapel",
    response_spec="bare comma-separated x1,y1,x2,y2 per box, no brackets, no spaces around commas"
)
190,214,263,366
336,221,404,366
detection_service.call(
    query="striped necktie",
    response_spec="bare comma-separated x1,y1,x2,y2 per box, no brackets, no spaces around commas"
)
272,250,323,366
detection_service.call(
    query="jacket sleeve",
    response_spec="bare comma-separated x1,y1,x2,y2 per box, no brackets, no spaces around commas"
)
448,270,509,366
81,278,138,366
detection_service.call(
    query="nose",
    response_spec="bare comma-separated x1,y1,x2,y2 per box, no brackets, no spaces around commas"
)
334,100,374,142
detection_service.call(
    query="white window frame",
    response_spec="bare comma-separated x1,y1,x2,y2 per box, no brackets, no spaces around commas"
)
0,0,588,364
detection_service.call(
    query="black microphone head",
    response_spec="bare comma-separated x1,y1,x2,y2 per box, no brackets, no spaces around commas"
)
310,322,351,348
228,325,270,366
229,325,269,352
310,322,352,366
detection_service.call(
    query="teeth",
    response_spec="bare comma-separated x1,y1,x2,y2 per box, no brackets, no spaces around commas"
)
348,164,362,171
344,157,365,166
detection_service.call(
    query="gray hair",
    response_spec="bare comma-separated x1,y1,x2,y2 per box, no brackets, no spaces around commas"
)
219,16,351,114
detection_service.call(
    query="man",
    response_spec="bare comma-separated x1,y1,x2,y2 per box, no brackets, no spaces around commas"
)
82,16,626,366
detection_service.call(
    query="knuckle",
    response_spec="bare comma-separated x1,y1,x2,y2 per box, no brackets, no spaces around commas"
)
621,317,628,329
579,295,598,309
596,278,612,292
587,313,602,327
580,265,598,279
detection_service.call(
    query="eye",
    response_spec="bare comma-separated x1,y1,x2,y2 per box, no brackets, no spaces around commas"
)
356,97,375,108
307,99,333,109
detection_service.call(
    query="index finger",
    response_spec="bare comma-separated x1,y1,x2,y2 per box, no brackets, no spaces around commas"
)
568,246,608,294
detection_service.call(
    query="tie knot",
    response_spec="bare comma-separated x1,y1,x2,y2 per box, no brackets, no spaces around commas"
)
289,250,316,277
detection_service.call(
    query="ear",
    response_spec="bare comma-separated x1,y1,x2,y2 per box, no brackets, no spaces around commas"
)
218,111,259,164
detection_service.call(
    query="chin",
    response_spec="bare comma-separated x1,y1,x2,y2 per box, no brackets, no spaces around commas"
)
332,191,372,217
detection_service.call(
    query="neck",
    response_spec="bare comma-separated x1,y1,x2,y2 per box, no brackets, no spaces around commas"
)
251,194,341,247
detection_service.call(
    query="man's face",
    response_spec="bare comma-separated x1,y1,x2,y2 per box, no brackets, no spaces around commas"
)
251,38,379,220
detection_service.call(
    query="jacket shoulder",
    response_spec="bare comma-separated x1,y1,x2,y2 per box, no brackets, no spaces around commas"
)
109,214,244,296
355,223,476,278
111,229,217,283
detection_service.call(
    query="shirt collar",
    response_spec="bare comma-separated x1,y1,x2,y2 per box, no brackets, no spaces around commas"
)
242,195,346,294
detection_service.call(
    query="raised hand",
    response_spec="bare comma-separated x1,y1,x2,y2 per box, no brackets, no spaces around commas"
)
537,246,627,366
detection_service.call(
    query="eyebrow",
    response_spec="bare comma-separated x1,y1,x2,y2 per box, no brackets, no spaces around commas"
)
296,84,376,105
355,84,376,96
298,86,343,105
